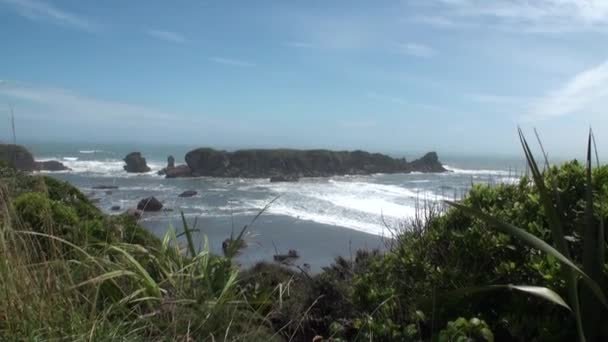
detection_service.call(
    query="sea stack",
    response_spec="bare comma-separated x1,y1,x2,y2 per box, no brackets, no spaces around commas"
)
123,152,151,173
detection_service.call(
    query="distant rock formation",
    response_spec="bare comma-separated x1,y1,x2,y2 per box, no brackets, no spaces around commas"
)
0,144,36,171
158,155,192,178
167,155,175,168
184,148,447,178
0,144,69,172
164,164,192,178
123,152,151,173
408,152,446,173
137,196,163,212
35,160,70,171
178,190,197,198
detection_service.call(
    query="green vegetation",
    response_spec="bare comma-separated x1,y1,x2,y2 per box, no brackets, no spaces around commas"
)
1,132,607,341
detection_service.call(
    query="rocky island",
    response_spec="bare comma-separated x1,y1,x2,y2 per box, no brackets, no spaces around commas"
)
0,144,69,171
178,148,447,178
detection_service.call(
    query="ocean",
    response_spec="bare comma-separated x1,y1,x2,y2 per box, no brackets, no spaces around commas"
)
26,142,526,271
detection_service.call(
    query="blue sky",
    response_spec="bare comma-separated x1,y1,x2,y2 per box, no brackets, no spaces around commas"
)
1,0,608,157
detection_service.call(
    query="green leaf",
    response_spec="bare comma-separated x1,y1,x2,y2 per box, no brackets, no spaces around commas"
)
442,284,571,311
445,200,607,310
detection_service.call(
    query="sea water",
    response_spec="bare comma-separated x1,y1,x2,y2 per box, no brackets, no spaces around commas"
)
26,141,526,271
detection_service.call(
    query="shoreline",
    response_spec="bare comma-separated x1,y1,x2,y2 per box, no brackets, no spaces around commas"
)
141,213,389,273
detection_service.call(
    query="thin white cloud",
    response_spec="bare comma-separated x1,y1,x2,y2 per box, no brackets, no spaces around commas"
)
0,0,95,31
145,29,188,44
526,59,608,121
209,57,255,67
417,0,608,33
397,43,436,57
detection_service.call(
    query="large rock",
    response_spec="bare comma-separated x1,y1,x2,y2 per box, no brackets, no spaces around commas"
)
0,144,36,171
164,164,192,178
184,148,447,178
123,152,151,173
35,160,70,171
407,152,446,173
136,196,163,212
178,190,197,198
167,155,175,168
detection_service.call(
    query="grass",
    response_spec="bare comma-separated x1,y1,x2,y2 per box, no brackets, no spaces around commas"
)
0,173,279,341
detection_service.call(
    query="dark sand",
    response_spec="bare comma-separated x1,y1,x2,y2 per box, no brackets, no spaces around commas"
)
143,214,388,273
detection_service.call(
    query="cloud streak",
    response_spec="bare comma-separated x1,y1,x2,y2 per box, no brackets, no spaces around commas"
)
209,57,255,67
0,81,198,123
526,59,608,121
416,0,608,33
145,29,188,44
0,0,96,31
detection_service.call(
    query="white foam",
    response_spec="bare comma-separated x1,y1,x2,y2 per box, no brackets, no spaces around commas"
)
63,157,78,161
232,178,444,236
444,165,516,176
59,159,165,178
79,150,103,154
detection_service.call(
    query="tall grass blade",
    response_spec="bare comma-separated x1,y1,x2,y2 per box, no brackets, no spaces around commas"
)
581,130,603,341
108,246,161,298
180,211,197,257
518,128,585,342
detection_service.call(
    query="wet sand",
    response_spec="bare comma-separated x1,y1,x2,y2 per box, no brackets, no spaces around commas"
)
143,214,388,273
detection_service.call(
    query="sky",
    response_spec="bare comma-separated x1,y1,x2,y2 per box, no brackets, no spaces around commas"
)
1,0,608,158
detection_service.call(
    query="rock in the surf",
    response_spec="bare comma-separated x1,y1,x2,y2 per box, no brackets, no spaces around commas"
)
167,155,175,168
407,152,446,173
136,196,163,211
35,160,70,171
92,185,119,189
0,144,36,171
123,152,151,173
111,205,121,211
164,164,192,178
178,190,197,198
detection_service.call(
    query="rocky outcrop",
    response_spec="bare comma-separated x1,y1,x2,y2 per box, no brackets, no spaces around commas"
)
0,144,36,171
158,155,192,178
137,196,163,212
184,148,446,178
408,152,446,173
123,152,151,173
35,160,70,171
164,164,192,178
92,185,119,189
167,155,175,168
178,190,197,198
